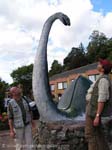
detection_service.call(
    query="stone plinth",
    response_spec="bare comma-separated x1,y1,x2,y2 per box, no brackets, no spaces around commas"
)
33,120,112,150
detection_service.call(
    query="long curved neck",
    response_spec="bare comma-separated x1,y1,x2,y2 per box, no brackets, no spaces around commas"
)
33,13,67,122
37,14,59,99
38,15,57,51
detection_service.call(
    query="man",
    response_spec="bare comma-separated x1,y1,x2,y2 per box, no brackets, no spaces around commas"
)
85,59,112,150
7,86,35,150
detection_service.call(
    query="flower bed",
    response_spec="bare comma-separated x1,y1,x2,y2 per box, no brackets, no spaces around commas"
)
0,113,9,130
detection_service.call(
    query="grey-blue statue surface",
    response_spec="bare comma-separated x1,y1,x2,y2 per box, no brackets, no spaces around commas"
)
32,12,92,122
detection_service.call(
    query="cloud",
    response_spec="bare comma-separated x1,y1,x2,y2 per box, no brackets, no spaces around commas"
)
0,0,112,83
100,13,112,36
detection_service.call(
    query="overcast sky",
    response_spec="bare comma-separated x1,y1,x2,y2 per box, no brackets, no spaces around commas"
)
0,0,112,84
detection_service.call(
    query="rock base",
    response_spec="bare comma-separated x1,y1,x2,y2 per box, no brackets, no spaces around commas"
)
33,120,112,150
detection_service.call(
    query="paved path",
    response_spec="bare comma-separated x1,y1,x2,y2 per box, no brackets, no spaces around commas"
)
0,130,16,150
0,121,38,150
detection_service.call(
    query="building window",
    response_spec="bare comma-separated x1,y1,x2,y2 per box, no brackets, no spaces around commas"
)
57,83,63,89
50,84,55,91
57,82,68,90
63,82,67,89
88,75,96,82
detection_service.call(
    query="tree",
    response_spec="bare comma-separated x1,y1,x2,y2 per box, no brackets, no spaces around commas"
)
0,78,9,113
63,43,88,70
106,38,112,61
87,30,108,63
10,64,33,95
49,60,63,77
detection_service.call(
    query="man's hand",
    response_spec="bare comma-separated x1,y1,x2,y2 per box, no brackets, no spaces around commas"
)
10,130,15,138
93,102,104,126
93,116,100,126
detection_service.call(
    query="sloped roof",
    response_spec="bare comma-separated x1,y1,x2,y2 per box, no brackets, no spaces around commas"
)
50,62,98,81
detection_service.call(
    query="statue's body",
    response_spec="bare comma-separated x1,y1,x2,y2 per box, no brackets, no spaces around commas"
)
33,12,92,122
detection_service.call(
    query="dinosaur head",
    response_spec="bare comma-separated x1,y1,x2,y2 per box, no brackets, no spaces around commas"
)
57,12,71,26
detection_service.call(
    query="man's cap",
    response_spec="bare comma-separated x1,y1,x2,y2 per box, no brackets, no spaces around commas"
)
99,59,112,67
99,58,112,72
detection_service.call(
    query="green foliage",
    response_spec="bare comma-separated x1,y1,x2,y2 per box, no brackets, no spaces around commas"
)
10,64,33,95
86,30,108,62
49,31,112,74
49,60,63,77
63,43,88,70
0,79,9,113
106,38,112,61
